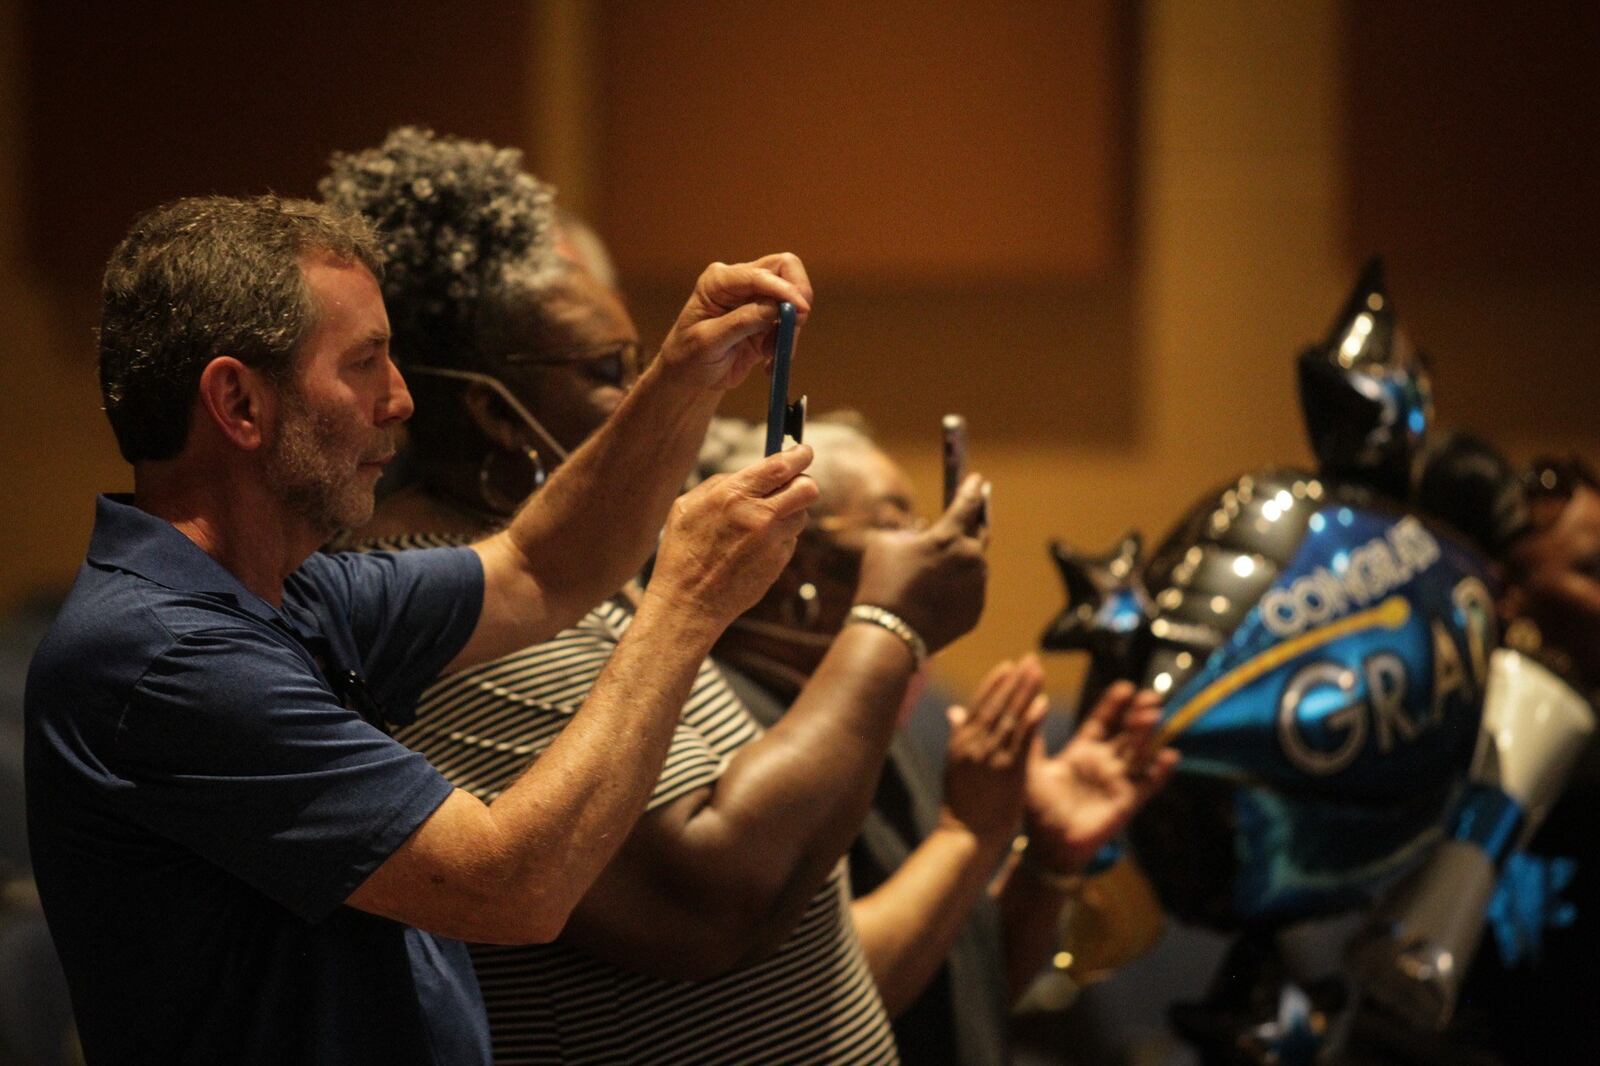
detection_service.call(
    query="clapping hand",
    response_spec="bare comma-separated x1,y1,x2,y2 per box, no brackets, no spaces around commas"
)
940,656,1049,844
1021,681,1178,873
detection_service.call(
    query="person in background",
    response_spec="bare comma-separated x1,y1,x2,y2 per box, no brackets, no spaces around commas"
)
1411,436,1600,1065
553,205,620,291
24,193,814,1066
699,414,1179,1066
324,127,988,1064
1483,453,1600,1063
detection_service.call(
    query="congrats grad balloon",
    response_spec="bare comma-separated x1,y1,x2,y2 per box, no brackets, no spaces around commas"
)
1043,262,1497,927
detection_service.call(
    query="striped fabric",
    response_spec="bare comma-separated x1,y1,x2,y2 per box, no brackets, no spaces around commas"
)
361,533,898,1065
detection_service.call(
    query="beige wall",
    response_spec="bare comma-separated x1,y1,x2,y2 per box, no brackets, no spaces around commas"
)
1,0,1595,705
610,1,1352,695
0,0,129,614
0,0,540,611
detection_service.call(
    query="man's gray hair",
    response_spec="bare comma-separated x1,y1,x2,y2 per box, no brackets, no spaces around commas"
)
99,195,383,463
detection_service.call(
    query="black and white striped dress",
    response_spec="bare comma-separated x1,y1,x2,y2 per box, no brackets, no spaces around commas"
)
364,533,898,1065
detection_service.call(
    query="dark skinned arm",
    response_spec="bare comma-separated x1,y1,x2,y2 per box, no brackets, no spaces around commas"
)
995,683,1177,1000
853,658,1048,1016
554,477,991,980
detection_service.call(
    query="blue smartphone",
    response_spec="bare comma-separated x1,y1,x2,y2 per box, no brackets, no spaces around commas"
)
764,301,805,456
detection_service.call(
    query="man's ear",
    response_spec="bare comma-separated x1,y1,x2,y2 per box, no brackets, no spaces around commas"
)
197,357,275,451
461,382,525,453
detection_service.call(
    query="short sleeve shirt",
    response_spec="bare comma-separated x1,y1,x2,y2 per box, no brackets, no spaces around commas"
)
24,496,486,1065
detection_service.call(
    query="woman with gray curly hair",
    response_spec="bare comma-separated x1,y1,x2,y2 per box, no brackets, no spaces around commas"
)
322,126,643,517
323,128,992,1064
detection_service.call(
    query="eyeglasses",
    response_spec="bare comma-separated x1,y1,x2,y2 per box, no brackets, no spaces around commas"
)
1523,455,1599,504
811,507,926,539
499,340,646,388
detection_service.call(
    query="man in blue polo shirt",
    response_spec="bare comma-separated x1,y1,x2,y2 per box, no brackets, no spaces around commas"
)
24,195,818,1064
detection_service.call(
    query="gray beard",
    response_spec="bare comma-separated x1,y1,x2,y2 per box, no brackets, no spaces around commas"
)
263,390,376,536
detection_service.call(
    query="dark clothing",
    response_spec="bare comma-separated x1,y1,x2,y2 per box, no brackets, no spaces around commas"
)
25,495,486,1065
1448,741,1600,1065
720,664,1011,1066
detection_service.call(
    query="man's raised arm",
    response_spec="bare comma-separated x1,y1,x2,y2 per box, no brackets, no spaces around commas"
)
452,253,813,671
349,445,819,943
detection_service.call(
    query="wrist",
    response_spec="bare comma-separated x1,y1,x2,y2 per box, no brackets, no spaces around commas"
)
1014,832,1124,889
939,801,1016,842
845,604,927,669
633,585,725,657
650,334,743,397
1010,834,1085,893
934,808,1015,860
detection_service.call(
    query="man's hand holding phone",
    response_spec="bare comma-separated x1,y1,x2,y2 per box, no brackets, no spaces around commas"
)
657,254,812,393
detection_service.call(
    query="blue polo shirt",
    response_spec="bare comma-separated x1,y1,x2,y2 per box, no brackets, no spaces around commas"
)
25,495,489,1065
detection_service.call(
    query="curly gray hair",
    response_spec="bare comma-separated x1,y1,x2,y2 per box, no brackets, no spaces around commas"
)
319,126,561,372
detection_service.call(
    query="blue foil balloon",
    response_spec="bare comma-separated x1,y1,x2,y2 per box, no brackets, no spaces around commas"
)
1042,262,1496,929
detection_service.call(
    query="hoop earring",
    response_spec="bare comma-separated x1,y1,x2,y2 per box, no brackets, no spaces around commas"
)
779,581,820,630
478,446,546,516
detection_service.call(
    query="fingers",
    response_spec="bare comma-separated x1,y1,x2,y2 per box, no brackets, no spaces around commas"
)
751,252,814,310
729,443,815,498
930,473,991,544
944,702,984,768
762,471,821,521
1008,694,1049,762
973,654,1045,762
700,260,812,319
732,445,817,529
970,658,1017,711
688,300,786,364
1076,681,1135,744
1120,689,1165,767
1134,748,1181,803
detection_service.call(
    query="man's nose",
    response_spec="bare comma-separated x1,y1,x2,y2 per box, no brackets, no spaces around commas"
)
380,359,415,425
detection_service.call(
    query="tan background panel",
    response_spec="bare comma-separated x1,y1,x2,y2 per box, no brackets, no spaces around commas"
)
2,0,1596,703
598,0,1125,287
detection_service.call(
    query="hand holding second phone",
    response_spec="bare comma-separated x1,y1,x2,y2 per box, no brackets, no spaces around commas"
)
854,473,989,654
645,445,819,638
941,656,1050,845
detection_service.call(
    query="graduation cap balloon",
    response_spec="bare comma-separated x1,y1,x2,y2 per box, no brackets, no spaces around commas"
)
1297,258,1433,502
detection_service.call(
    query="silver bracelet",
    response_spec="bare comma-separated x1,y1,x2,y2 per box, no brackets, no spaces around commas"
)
846,604,928,669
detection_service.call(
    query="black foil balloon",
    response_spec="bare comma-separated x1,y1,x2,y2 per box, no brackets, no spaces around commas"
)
1297,258,1433,502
